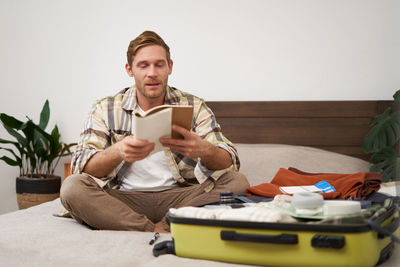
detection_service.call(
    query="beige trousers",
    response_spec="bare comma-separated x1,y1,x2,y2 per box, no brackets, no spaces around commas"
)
60,171,249,232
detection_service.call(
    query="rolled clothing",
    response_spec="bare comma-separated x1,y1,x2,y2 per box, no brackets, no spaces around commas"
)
246,167,381,200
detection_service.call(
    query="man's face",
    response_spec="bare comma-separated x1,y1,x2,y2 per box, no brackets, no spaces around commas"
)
126,45,173,102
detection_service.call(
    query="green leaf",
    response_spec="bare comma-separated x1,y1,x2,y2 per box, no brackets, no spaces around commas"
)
386,125,395,146
0,156,20,166
395,158,400,180
370,151,387,163
0,138,19,146
39,100,50,130
0,113,23,129
370,161,386,172
33,123,52,141
393,89,400,104
369,147,400,181
362,109,400,154
0,146,22,166
19,120,36,142
368,108,391,128
2,124,27,147
0,146,20,158
1,100,76,176
33,136,47,157
53,126,62,153
51,125,60,141
0,138,24,160
381,168,393,182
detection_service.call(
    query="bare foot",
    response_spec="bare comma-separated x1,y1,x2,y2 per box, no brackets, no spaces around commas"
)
154,221,169,233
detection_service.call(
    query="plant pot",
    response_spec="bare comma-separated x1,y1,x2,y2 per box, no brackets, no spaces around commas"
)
16,176,61,209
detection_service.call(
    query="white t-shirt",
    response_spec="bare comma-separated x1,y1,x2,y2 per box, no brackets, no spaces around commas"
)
119,105,177,192
119,150,177,192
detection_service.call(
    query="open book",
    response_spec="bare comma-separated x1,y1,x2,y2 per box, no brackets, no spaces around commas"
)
133,104,194,154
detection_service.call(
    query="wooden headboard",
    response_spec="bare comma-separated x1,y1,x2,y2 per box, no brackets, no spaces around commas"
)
206,101,393,160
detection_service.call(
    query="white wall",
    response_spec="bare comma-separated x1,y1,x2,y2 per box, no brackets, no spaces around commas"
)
0,0,399,214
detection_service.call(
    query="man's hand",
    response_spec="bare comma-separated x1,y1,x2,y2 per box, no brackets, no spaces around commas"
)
159,125,211,159
83,136,155,178
117,136,155,163
160,125,232,170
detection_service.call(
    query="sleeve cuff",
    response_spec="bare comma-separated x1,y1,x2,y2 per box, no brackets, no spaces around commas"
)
194,159,235,184
71,149,100,175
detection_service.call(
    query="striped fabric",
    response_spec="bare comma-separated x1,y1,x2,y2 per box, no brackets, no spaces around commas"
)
71,86,240,190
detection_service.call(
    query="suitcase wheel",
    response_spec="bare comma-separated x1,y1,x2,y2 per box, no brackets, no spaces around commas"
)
153,240,175,257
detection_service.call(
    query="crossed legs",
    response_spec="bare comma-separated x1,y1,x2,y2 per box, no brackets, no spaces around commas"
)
60,171,249,232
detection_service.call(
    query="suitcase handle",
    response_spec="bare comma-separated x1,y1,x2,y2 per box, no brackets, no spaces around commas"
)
382,214,400,234
369,215,400,243
220,230,298,244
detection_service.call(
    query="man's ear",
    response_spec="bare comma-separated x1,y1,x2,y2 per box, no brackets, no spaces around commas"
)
125,63,134,77
168,59,173,75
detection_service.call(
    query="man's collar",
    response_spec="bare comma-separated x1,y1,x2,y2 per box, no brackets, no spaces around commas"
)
164,86,180,105
121,86,137,111
121,85,177,111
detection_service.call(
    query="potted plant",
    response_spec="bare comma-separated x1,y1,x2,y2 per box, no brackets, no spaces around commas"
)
362,90,400,182
0,100,76,209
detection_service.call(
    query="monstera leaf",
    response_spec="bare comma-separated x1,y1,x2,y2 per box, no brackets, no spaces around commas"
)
362,107,400,154
363,90,400,181
369,147,400,182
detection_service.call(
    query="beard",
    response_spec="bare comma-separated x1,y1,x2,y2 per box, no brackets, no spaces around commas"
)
135,79,167,100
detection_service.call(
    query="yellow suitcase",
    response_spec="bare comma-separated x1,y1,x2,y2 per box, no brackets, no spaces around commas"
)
154,203,400,267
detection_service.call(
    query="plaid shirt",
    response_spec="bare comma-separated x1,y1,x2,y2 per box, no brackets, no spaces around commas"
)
71,86,240,190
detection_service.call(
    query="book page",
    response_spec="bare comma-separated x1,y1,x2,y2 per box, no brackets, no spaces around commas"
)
134,107,172,154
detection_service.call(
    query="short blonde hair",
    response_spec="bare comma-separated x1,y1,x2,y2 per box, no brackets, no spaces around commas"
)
126,31,170,67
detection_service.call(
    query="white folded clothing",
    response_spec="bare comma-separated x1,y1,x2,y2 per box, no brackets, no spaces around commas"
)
216,207,297,223
169,205,298,223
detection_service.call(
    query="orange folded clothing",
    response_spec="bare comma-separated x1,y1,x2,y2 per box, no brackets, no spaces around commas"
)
246,167,382,200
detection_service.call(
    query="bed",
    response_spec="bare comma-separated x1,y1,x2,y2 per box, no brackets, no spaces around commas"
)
0,101,398,267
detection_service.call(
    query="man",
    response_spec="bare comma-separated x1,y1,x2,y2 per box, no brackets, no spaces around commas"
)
60,31,249,232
